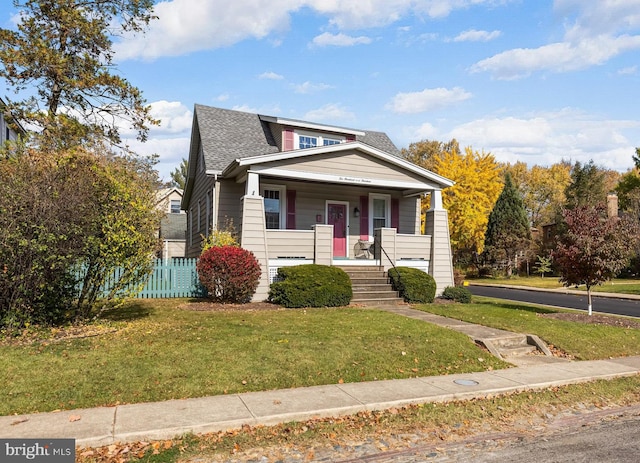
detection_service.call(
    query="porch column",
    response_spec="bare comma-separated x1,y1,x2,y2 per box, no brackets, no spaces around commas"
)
425,190,454,295
313,224,333,265
240,173,271,302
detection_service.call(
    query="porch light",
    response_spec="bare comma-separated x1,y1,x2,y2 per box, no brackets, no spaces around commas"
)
353,207,360,218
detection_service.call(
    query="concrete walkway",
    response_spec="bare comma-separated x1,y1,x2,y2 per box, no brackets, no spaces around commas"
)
3,304,640,448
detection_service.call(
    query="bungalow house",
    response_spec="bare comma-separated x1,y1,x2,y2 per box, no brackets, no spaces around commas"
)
182,105,455,301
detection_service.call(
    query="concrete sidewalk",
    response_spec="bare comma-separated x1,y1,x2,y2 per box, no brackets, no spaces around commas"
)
3,356,640,447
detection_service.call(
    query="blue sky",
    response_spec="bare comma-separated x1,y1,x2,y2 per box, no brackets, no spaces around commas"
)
1,0,639,182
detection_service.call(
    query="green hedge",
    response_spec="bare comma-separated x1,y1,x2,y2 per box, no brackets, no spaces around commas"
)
388,267,436,303
441,286,472,303
268,264,352,308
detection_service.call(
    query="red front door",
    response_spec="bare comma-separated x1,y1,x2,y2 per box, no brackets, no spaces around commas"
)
328,203,347,258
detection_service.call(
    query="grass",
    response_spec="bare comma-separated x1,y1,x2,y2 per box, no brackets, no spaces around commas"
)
0,299,509,416
419,297,640,360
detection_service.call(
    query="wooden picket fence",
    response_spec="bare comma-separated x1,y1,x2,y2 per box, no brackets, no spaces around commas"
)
137,258,206,298
88,258,206,299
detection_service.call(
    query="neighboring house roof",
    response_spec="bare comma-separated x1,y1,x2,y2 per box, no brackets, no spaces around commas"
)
156,187,183,204
159,214,187,240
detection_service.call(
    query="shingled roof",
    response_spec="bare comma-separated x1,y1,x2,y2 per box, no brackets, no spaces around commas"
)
192,105,401,172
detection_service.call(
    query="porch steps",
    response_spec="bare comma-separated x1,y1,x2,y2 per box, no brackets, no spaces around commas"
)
337,266,406,308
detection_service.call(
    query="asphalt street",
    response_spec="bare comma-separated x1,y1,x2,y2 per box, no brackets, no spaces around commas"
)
469,284,640,318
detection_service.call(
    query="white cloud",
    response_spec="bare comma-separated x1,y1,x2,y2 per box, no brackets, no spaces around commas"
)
387,87,472,113
470,35,640,79
258,71,285,80
311,32,372,47
292,81,334,94
114,0,299,60
303,103,355,122
149,100,193,134
470,1,640,79
618,65,638,75
114,0,508,60
445,109,639,171
453,29,501,42
216,93,230,102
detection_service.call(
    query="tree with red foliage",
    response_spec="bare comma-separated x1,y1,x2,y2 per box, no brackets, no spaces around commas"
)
554,203,639,315
196,246,261,303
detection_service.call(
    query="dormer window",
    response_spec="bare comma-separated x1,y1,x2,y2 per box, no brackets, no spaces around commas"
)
295,131,345,150
299,135,317,149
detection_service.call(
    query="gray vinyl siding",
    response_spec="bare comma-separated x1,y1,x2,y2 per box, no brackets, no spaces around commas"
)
265,151,427,184
185,147,215,257
217,179,244,231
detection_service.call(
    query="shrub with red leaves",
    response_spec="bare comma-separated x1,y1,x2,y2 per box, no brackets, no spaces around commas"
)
196,246,261,303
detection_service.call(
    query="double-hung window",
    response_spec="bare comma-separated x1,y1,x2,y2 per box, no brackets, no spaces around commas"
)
371,194,390,230
263,185,285,229
170,200,181,214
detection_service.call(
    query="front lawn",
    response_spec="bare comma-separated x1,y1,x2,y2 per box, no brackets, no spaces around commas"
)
419,298,640,360
0,299,507,416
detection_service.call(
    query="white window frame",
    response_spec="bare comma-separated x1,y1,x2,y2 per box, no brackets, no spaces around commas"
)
170,199,181,214
262,184,286,229
369,193,391,237
295,130,345,149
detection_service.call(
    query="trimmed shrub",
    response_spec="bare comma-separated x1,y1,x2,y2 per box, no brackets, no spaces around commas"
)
196,246,261,303
388,267,436,303
441,286,472,303
268,264,352,308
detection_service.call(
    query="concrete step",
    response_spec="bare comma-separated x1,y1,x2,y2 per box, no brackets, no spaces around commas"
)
499,345,538,357
352,291,400,300
352,284,395,291
341,271,389,280
352,297,406,307
491,335,531,348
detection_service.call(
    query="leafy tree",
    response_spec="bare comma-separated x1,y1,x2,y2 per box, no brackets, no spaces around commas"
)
503,161,571,227
534,255,552,278
483,173,531,277
554,204,639,315
432,146,503,264
564,160,608,209
0,0,157,148
401,138,460,172
170,158,188,190
616,169,640,215
0,145,162,328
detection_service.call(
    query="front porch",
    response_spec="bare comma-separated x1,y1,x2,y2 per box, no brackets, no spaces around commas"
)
265,226,431,283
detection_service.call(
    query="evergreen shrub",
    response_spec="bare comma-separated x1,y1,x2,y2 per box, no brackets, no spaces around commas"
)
196,246,261,303
268,264,352,308
388,267,436,303
441,286,472,303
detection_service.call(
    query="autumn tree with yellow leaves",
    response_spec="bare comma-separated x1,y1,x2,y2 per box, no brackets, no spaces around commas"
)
404,141,503,265
434,147,503,264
